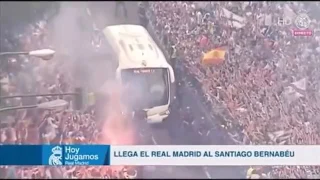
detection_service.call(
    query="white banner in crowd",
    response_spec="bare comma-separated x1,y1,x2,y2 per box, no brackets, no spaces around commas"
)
221,8,246,29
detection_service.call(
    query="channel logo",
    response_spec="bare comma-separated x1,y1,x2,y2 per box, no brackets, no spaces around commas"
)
292,13,313,37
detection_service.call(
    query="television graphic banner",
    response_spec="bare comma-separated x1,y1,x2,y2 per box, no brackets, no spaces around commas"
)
1,145,320,166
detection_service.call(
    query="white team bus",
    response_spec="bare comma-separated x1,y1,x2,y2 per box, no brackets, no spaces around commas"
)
102,24,175,123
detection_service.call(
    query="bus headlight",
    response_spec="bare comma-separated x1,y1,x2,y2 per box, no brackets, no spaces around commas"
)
160,110,170,116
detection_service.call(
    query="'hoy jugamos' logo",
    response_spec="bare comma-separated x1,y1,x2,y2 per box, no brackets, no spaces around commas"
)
293,13,313,37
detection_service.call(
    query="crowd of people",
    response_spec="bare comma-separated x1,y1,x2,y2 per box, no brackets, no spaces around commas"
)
147,1,320,178
3,1,320,179
0,4,138,179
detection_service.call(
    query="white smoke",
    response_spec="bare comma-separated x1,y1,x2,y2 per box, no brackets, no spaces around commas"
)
46,2,116,91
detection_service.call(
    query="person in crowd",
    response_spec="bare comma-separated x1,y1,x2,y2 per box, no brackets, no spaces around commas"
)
115,1,128,19
138,2,148,29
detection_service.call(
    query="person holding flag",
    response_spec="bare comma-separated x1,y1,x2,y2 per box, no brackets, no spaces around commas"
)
169,45,177,69
202,47,226,66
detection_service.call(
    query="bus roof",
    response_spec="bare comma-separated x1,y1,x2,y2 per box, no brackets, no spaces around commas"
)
102,24,171,70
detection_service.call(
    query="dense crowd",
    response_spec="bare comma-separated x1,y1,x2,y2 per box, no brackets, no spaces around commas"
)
3,1,320,179
0,6,137,179
147,1,320,178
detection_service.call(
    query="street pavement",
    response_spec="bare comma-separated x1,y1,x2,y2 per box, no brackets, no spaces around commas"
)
52,2,246,178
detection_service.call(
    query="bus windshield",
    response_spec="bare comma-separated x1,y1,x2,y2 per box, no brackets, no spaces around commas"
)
121,68,170,110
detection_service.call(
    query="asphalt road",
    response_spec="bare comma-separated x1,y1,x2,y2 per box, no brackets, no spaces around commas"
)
50,1,245,178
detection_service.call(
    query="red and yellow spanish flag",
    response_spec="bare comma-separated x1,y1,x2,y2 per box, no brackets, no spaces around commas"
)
202,48,226,65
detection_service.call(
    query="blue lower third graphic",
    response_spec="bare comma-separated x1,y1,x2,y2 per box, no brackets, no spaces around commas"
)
0,145,110,166
43,145,110,166
0,145,42,165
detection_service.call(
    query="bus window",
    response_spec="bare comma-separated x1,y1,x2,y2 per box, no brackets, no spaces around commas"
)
137,44,144,50
129,44,134,51
148,44,153,50
119,40,127,51
119,40,130,58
